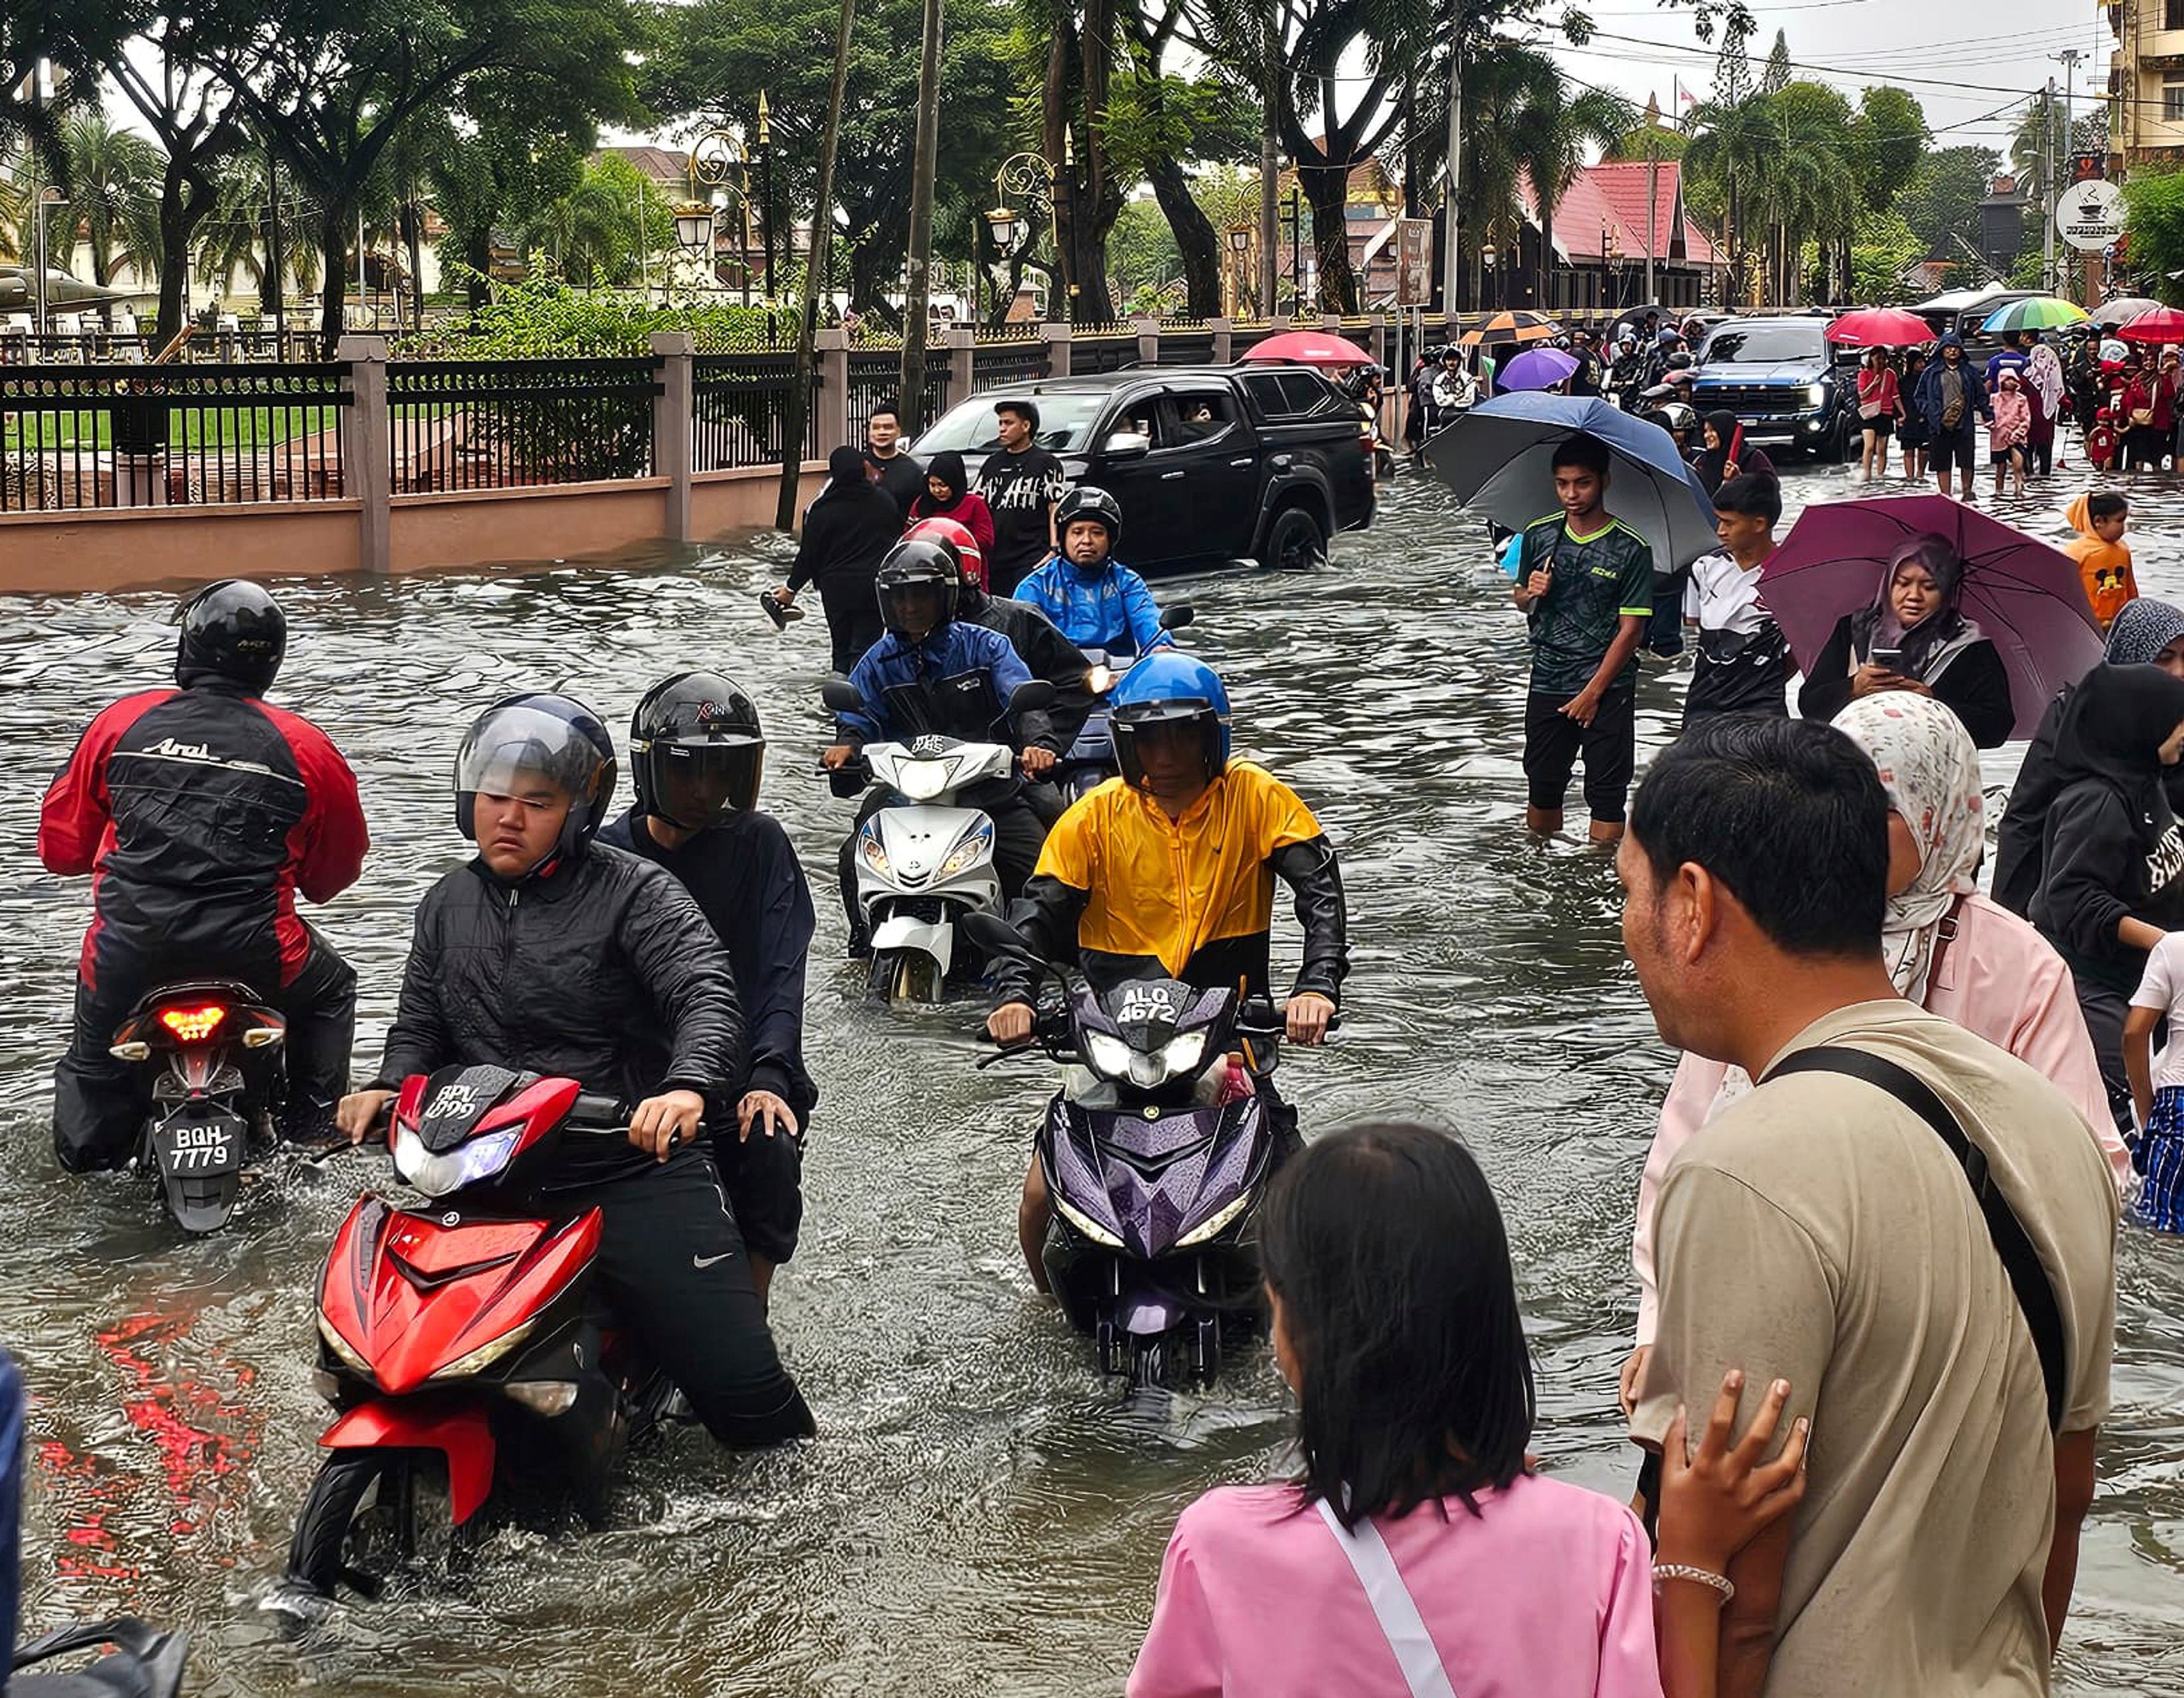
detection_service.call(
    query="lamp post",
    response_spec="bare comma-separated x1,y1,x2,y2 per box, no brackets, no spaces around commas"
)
1285,177,1302,312
1481,238,1499,311
1226,223,1252,318
985,150,1060,320
686,129,757,303
33,186,64,341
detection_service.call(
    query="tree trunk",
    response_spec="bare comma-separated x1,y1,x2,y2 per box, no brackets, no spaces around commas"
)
1041,27,1076,322
1300,162,1355,312
779,0,857,528
466,225,492,310
898,0,944,429
1147,154,1221,318
155,168,201,346
318,200,349,357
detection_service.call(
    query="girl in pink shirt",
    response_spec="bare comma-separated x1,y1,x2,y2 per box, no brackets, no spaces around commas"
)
1134,1121,1806,1698
1988,368,2031,495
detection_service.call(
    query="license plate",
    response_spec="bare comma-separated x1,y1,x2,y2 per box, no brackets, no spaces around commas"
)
151,1116,243,1178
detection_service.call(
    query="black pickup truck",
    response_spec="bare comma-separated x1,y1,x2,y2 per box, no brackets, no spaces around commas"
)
909,366,1376,571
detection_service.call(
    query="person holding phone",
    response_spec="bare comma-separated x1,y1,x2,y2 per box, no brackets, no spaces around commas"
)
1797,533,2015,749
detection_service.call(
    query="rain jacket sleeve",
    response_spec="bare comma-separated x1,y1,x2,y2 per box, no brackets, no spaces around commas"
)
739,821,818,1117
273,713,370,904
1118,568,1174,653
375,883,460,1089
1268,836,1348,1006
620,865,747,1116
2036,784,2140,965
36,691,171,876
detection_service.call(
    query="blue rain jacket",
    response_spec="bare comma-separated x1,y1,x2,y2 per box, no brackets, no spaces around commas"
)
1012,556,1172,656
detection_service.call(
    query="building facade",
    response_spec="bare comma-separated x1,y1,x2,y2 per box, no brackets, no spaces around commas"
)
2112,0,2184,170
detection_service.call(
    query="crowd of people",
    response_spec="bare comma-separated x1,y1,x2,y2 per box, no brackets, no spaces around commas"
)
22,358,2177,1696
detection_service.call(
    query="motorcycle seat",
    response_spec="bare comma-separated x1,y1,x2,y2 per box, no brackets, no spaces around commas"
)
121,978,263,1017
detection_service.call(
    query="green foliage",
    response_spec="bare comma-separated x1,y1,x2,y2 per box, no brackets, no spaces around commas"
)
1107,198,1179,301
394,264,784,355
1850,86,1926,213
1604,125,1689,164
523,153,676,290
1849,205,1922,303
2123,169,2184,307
1891,144,2000,263
1759,30,1790,96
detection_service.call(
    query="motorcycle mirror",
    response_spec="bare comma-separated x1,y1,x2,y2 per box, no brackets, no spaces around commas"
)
1158,602,1194,631
1009,678,1056,713
959,909,1036,963
820,679,866,714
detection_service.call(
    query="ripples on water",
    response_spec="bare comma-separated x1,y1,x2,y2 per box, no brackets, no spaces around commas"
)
1,462,2179,1695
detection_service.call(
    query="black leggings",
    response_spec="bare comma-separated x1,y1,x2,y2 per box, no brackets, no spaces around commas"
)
52,929,356,1171
2075,979,2135,1136
569,1149,813,1447
820,586,882,676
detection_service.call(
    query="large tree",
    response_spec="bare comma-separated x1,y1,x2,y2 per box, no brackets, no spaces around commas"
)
1892,144,2001,270
53,110,164,288
200,0,648,351
425,101,587,310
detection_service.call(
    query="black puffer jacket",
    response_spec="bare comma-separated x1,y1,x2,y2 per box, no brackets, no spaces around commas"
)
961,585,1094,753
374,843,744,1185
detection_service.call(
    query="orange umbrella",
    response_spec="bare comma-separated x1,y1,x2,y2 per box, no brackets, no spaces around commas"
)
1459,310,1561,347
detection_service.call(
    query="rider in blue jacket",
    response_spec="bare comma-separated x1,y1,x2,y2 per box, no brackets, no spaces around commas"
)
1012,486,1174,657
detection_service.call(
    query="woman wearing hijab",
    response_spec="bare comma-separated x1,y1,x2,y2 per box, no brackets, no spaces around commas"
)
1995,598,2184,918
2031,663,2184,1128
1692,409,1773,495
770,444,908,674
1622,691,2126,1404
1796,533,2015,749
2025,340,2065,477
908,450,996,564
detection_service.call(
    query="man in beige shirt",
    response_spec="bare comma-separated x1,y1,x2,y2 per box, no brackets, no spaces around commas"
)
1618,716,2118,1698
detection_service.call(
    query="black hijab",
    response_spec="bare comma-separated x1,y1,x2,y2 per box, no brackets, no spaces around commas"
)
2050,662,2184,834
1847,534,1971,681
1694,409,1744,491
811,444,892,515
922,450,969,511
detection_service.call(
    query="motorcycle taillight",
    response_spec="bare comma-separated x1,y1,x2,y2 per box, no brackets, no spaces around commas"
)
158,1004,228,1043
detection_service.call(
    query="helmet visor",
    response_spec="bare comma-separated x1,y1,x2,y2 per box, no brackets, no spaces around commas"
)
880,575,954,637
457,702,609,809
647,739,763,829
1114,701,1221,791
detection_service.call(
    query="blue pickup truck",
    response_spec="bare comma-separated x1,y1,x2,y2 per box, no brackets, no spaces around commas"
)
1689,315,1860,462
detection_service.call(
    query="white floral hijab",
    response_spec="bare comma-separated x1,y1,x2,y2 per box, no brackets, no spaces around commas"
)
1832,692,1984,1001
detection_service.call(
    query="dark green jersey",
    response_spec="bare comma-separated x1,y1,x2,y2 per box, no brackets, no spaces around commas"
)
1519,513,1655,696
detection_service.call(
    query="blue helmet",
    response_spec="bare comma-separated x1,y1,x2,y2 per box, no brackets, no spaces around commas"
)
1111,652,1231,791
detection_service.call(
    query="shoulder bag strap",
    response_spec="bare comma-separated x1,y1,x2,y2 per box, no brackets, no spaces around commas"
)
1767,1045,2067,1430
1314,1499,1459,1698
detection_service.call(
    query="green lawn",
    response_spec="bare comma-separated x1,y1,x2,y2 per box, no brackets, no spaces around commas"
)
1,405,339,453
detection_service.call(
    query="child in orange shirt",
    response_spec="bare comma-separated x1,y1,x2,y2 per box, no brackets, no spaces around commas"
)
2064,490,2137,629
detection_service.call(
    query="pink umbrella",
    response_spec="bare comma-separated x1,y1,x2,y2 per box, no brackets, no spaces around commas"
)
1239,330,1375,369
1826,307,1936,347
1759,496,2105,740
2117,305,2184,344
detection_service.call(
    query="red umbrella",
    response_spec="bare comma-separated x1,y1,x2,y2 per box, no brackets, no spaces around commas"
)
1239,330,1375,368
1826,307,1935,347
1758,496,2104,740
2117,305,2184,344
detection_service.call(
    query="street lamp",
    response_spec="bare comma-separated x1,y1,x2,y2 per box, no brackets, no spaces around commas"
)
686,129,756,304
986,151,1061,318
1481,240,1499,312
1226,223,1252,318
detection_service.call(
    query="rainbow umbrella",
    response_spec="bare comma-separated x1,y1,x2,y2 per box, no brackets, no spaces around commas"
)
1980,297,2090,335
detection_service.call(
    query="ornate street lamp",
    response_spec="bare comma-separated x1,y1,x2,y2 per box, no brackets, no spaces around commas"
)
686,128,758,304
986,150,1061,317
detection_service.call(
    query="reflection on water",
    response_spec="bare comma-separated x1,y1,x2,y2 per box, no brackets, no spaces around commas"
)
1,464,2179,1695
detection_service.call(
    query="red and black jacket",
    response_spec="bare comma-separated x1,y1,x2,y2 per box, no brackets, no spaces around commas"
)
38,681,368,989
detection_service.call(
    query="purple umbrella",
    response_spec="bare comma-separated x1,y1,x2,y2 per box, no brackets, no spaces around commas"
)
1496,346,1579,392
1759,495,2104,740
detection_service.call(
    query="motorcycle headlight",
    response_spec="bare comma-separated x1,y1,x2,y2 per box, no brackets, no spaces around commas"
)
1052,1190,1124,1248
1083,1031,1135,1082
860,830,890,873
392,1122,523,1198
895,759,952,802
937,818,995,879
428,1319,536,1382
1158,1030,1207,1081
1086,664,1118,695
1176,1190,1256,1248
317,1312,373,1377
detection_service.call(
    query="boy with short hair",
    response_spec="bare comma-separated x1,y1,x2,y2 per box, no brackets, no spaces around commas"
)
1511,434,1654,842
1681,473,1789,726
2063,490,2137,631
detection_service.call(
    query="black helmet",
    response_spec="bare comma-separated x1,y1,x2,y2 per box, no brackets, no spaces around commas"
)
630,671,764,831
874,539,961,640
1056,484,1123,554
174,579,286,693
454,692,618,866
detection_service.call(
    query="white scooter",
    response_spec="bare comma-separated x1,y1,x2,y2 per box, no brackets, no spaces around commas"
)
822,678,1053,1006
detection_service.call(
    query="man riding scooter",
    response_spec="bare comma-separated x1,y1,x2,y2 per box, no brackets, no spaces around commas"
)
823,539,1056,951
1012,487,1174,660
334,693,813,1448
983,655,1349,1292
39,580,367,1169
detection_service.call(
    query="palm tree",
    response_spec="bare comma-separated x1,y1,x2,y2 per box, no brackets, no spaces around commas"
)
1511,78,1632,311
55,111,166,287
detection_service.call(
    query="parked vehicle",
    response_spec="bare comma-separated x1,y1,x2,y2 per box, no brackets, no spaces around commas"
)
910,367,1375,573
101,979,287,1234
283,1069,689,1601
1909,285,2048,349
1691,314,1860,460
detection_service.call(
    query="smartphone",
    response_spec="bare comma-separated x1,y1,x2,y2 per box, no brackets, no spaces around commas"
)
1869,645,1905,669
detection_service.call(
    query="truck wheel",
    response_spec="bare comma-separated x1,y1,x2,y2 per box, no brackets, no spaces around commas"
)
1258,506,1326,573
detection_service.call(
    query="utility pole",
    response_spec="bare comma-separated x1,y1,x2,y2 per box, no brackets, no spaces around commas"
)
1441,9,1465,316
2056,47,2083,299
267,142,287,354
1644,130,1659,305
28,58,49,341
1259,17,1279,317
2040,78,2058,293
899,0,945,429
778,0,857,528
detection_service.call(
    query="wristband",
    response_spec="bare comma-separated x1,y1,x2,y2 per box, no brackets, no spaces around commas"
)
1653,1563,1735,1606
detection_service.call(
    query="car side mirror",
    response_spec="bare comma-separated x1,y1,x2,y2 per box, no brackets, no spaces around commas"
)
1159,602,1194,631
1102,430,1151,461
821,680,865,714
1010,679,1057,713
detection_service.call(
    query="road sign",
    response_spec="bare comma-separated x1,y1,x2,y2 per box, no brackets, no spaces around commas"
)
1395,219,1430,307
2057,179,2125,253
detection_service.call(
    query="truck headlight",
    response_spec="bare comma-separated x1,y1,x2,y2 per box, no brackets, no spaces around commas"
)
1805,382,1827,407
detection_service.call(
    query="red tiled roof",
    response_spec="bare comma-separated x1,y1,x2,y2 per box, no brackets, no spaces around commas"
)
1518,160,1718,267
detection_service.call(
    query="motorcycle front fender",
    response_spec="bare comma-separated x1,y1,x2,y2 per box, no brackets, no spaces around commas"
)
870,913,953,974
321,1398,497,1525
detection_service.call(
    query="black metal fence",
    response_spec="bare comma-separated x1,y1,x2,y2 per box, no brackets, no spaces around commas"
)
386,357,660,492
693,351,820,472
1,362,350,512
1157,327,1217,366
1070,332,1143,374
969,341,1050,394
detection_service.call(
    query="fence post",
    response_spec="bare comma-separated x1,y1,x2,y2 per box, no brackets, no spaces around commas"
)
337,334,391,575
948,326,975,402
1135,314,1160,367
1210,316,1232,364
651,330,695,544
1368,312,1387,374
816,328,851,452
1041,321,1071,379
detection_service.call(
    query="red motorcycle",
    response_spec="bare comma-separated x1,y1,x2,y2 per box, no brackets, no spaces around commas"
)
283,1065,684,1600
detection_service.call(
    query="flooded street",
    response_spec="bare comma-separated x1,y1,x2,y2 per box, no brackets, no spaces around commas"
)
3,460,2181,1696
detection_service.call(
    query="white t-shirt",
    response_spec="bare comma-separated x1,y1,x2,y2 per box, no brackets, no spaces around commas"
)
1682,548,1772,635
2129,931,2184,1091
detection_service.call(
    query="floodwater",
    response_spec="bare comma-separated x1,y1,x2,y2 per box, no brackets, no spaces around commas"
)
2,460,2181,1696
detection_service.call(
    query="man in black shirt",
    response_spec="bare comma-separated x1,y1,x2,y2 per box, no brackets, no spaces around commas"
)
865,400,925,519
598,671,816,1306
977,398,1066,594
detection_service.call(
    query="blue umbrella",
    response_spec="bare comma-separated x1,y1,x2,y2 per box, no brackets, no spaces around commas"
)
1422,392,1721,570
1496,346,1579,392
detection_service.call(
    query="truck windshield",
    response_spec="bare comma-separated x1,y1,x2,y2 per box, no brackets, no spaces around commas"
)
1699,323,1827,364
911,393,1112,456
